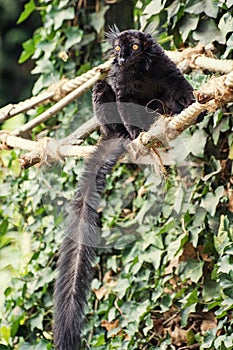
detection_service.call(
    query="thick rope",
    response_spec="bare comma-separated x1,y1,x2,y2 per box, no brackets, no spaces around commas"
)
167,45,233,74
225,71,233,87
0,47,233,167
47,59,112,101
127,70,233,159
0,91,54,123
166,71,233,139
167,102,206,136
0,60,112,122
0,47,232,123
12,73,105,136
194,56,233,74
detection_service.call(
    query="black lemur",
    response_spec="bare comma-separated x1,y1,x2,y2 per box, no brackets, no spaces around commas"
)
54,28,197,349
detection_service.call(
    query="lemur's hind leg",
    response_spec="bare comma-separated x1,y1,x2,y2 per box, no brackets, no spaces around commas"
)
93,80,129,139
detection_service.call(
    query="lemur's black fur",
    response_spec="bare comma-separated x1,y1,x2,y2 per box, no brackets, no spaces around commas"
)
54,28,197,350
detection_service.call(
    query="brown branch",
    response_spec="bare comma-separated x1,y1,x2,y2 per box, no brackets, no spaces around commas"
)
20,144,96,169
61,116,99,144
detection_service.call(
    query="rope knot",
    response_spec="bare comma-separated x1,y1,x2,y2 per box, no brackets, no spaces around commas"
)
38,137,64,165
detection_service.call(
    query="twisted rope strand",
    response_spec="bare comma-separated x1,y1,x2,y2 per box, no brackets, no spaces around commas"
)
0,60,112,122
0,48,232,123
0,48,233,168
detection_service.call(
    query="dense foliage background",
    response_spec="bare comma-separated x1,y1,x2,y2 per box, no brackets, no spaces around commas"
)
0,0,233,349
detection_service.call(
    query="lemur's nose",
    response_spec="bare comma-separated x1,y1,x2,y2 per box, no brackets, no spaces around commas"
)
118,57,125,65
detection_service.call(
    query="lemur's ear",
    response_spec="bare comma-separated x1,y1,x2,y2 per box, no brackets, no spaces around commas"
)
105,25,120,44
144,33,153,49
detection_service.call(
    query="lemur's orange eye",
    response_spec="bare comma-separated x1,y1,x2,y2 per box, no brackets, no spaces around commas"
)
132,44,139,50
115,45,121,52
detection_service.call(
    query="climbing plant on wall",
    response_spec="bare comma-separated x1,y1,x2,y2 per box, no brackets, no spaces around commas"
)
0,1,233,349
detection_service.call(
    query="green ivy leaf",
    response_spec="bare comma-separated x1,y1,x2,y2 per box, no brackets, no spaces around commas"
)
200,186,224,217
64,27,83,50
17,0,36,24
193,18,225,45
213,116,230,145
167,232,188,260
218,255,233,274
144,0,164,16
18,38,35,64
89,6,109,34
131,300,150,322
166,0,181,23
58,0,70,8
114,278,130,299
226,0,233,7
2,114,25,131
181,128,207,158
181,304,197,327
31,57,54,75
202,157,221,181
139,247,163,270
0,219,8,236
214,215,232,255
53,8,75,31
179,259,204,283
30,313,43,331
143,315,153,336
173,184,184,214
201,329,216,349
223,335,233,349
0,183,11,197
36,38,58,56
185,0,218,18
218,12,233,38
179,14,199,41
160,294,172,312
11,315,24,338
203,275,220,302
214,334,233,349
183,289,199,311
92,333,106,346
0,325,10,342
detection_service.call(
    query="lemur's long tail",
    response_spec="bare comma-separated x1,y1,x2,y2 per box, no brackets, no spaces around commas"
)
54,138,126,350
